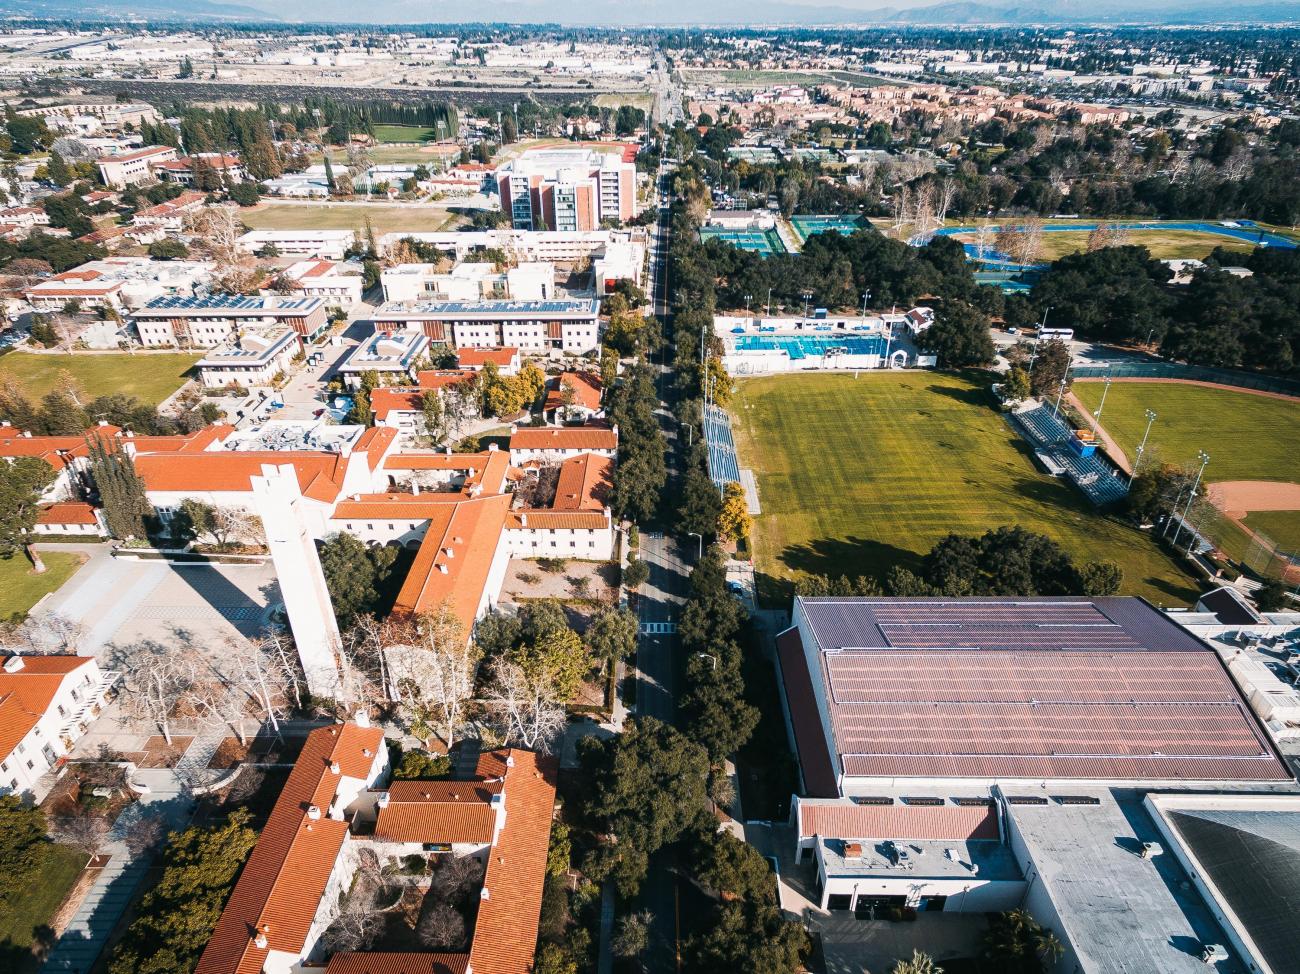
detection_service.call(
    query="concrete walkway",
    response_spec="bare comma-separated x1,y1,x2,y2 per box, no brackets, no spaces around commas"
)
41,768,194,973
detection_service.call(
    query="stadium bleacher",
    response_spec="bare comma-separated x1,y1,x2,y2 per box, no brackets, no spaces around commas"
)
1012,404,1129,507
703,404,742,488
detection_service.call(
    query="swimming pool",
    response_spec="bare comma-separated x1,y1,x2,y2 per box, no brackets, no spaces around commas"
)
733,333,890,360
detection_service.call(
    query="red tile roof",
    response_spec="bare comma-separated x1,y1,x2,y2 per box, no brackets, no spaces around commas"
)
797,801,999,841
195,723,385,974
509,424,616,452
467,750,558,974
416,370,477,391
544,371,602,414
457,347,518,368
373,780,503,844
505,511,609,531
391,493,512,632
36,501,98,525
551,452,612,511
331,493,466,521
135,451,349,503
326,954,469,974
0,655,95,763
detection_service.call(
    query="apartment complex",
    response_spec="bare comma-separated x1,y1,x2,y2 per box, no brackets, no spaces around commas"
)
496,146,637,231
373,298,602,354
132,294,329,347
95,145,180,189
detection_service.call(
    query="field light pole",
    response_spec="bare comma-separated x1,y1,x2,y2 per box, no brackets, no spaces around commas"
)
1093,375,1112,420
1171,451,1209,550
1052,370,1069,419
744,293,752,322
860,290,871,325
1131,409,1157,482
801,290,813,321
1163,486,1187,539
766,286,773,317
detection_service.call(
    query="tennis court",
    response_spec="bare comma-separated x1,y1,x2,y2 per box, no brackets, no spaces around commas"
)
698,225,787,255
791,214,868,241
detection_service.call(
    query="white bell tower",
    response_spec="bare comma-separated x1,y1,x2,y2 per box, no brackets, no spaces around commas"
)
251,464,343,699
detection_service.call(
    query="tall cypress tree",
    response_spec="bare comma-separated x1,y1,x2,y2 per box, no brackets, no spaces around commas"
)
85,436,153,540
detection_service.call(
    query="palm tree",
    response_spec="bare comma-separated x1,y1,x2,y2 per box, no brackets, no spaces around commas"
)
893,949,943,974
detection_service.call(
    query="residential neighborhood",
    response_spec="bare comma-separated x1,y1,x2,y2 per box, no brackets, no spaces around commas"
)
0,14,1299,974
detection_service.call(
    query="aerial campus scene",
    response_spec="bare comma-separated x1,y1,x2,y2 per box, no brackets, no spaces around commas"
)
3,6,1300,974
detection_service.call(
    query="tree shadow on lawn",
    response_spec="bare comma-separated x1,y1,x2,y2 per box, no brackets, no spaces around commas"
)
924,381,991,408
779,535,920,584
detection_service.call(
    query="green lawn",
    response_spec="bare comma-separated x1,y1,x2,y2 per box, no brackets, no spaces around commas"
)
0,351,200,406
241,203,462,234
1074,381,1300,482
730,371,1201,607
0,842,84,972
370,124,440,144
1244,511,1300,553
0,551,84,623
950,228,1257,262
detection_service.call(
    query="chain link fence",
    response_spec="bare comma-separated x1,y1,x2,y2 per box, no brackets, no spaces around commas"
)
1071,361,1300,398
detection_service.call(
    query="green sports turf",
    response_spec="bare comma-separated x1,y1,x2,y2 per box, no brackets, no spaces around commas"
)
730,371,1201,607
1073,381,1300,483
1244,511,1300,553
0,351,200,406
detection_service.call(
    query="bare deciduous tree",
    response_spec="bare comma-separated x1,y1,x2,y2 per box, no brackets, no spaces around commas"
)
484,658,567,753
115,642,198,746
1087,222,1130,252
51,813,111,862
385,605,478,749
0,612,86,655
431,852,485,901
417,901,467,950
121,810,169,859
185,206,259,294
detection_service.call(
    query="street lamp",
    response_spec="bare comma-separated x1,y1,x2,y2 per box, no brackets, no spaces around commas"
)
687,532,704,560
1131,409,1157,482
860,289,871,326
1172,451,1209,551
696,652,717,671
1093,375,1112,420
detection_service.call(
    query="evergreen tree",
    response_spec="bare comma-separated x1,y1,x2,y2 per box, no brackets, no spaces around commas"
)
46,149,71,187
86,435,153,540
324,154,337,191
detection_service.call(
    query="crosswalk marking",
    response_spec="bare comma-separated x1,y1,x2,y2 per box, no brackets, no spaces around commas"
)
640,622,677,635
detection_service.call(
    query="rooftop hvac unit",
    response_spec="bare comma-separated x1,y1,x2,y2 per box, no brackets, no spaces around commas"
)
1140,842,1163,860
1200,944,1226,964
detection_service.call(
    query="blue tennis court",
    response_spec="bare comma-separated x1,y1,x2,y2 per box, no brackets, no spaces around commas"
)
699,226,786,255
791,214,868,240
733,334,889,360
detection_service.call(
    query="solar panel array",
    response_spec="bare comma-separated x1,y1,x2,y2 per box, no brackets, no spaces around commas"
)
143,295,322,313
702,403,741,487
406,299,599,315
1013,404,1129,506
787,597,1291,782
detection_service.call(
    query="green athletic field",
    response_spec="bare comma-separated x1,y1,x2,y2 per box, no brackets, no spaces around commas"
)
0,350,200,406
1073,381,1300,482
730,371,1201,607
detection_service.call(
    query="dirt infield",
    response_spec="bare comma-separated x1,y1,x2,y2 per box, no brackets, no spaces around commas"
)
1073,376,1300,404
1208,480,1300,518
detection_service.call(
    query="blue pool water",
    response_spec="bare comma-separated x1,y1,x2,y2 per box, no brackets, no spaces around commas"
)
733,334,889,360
